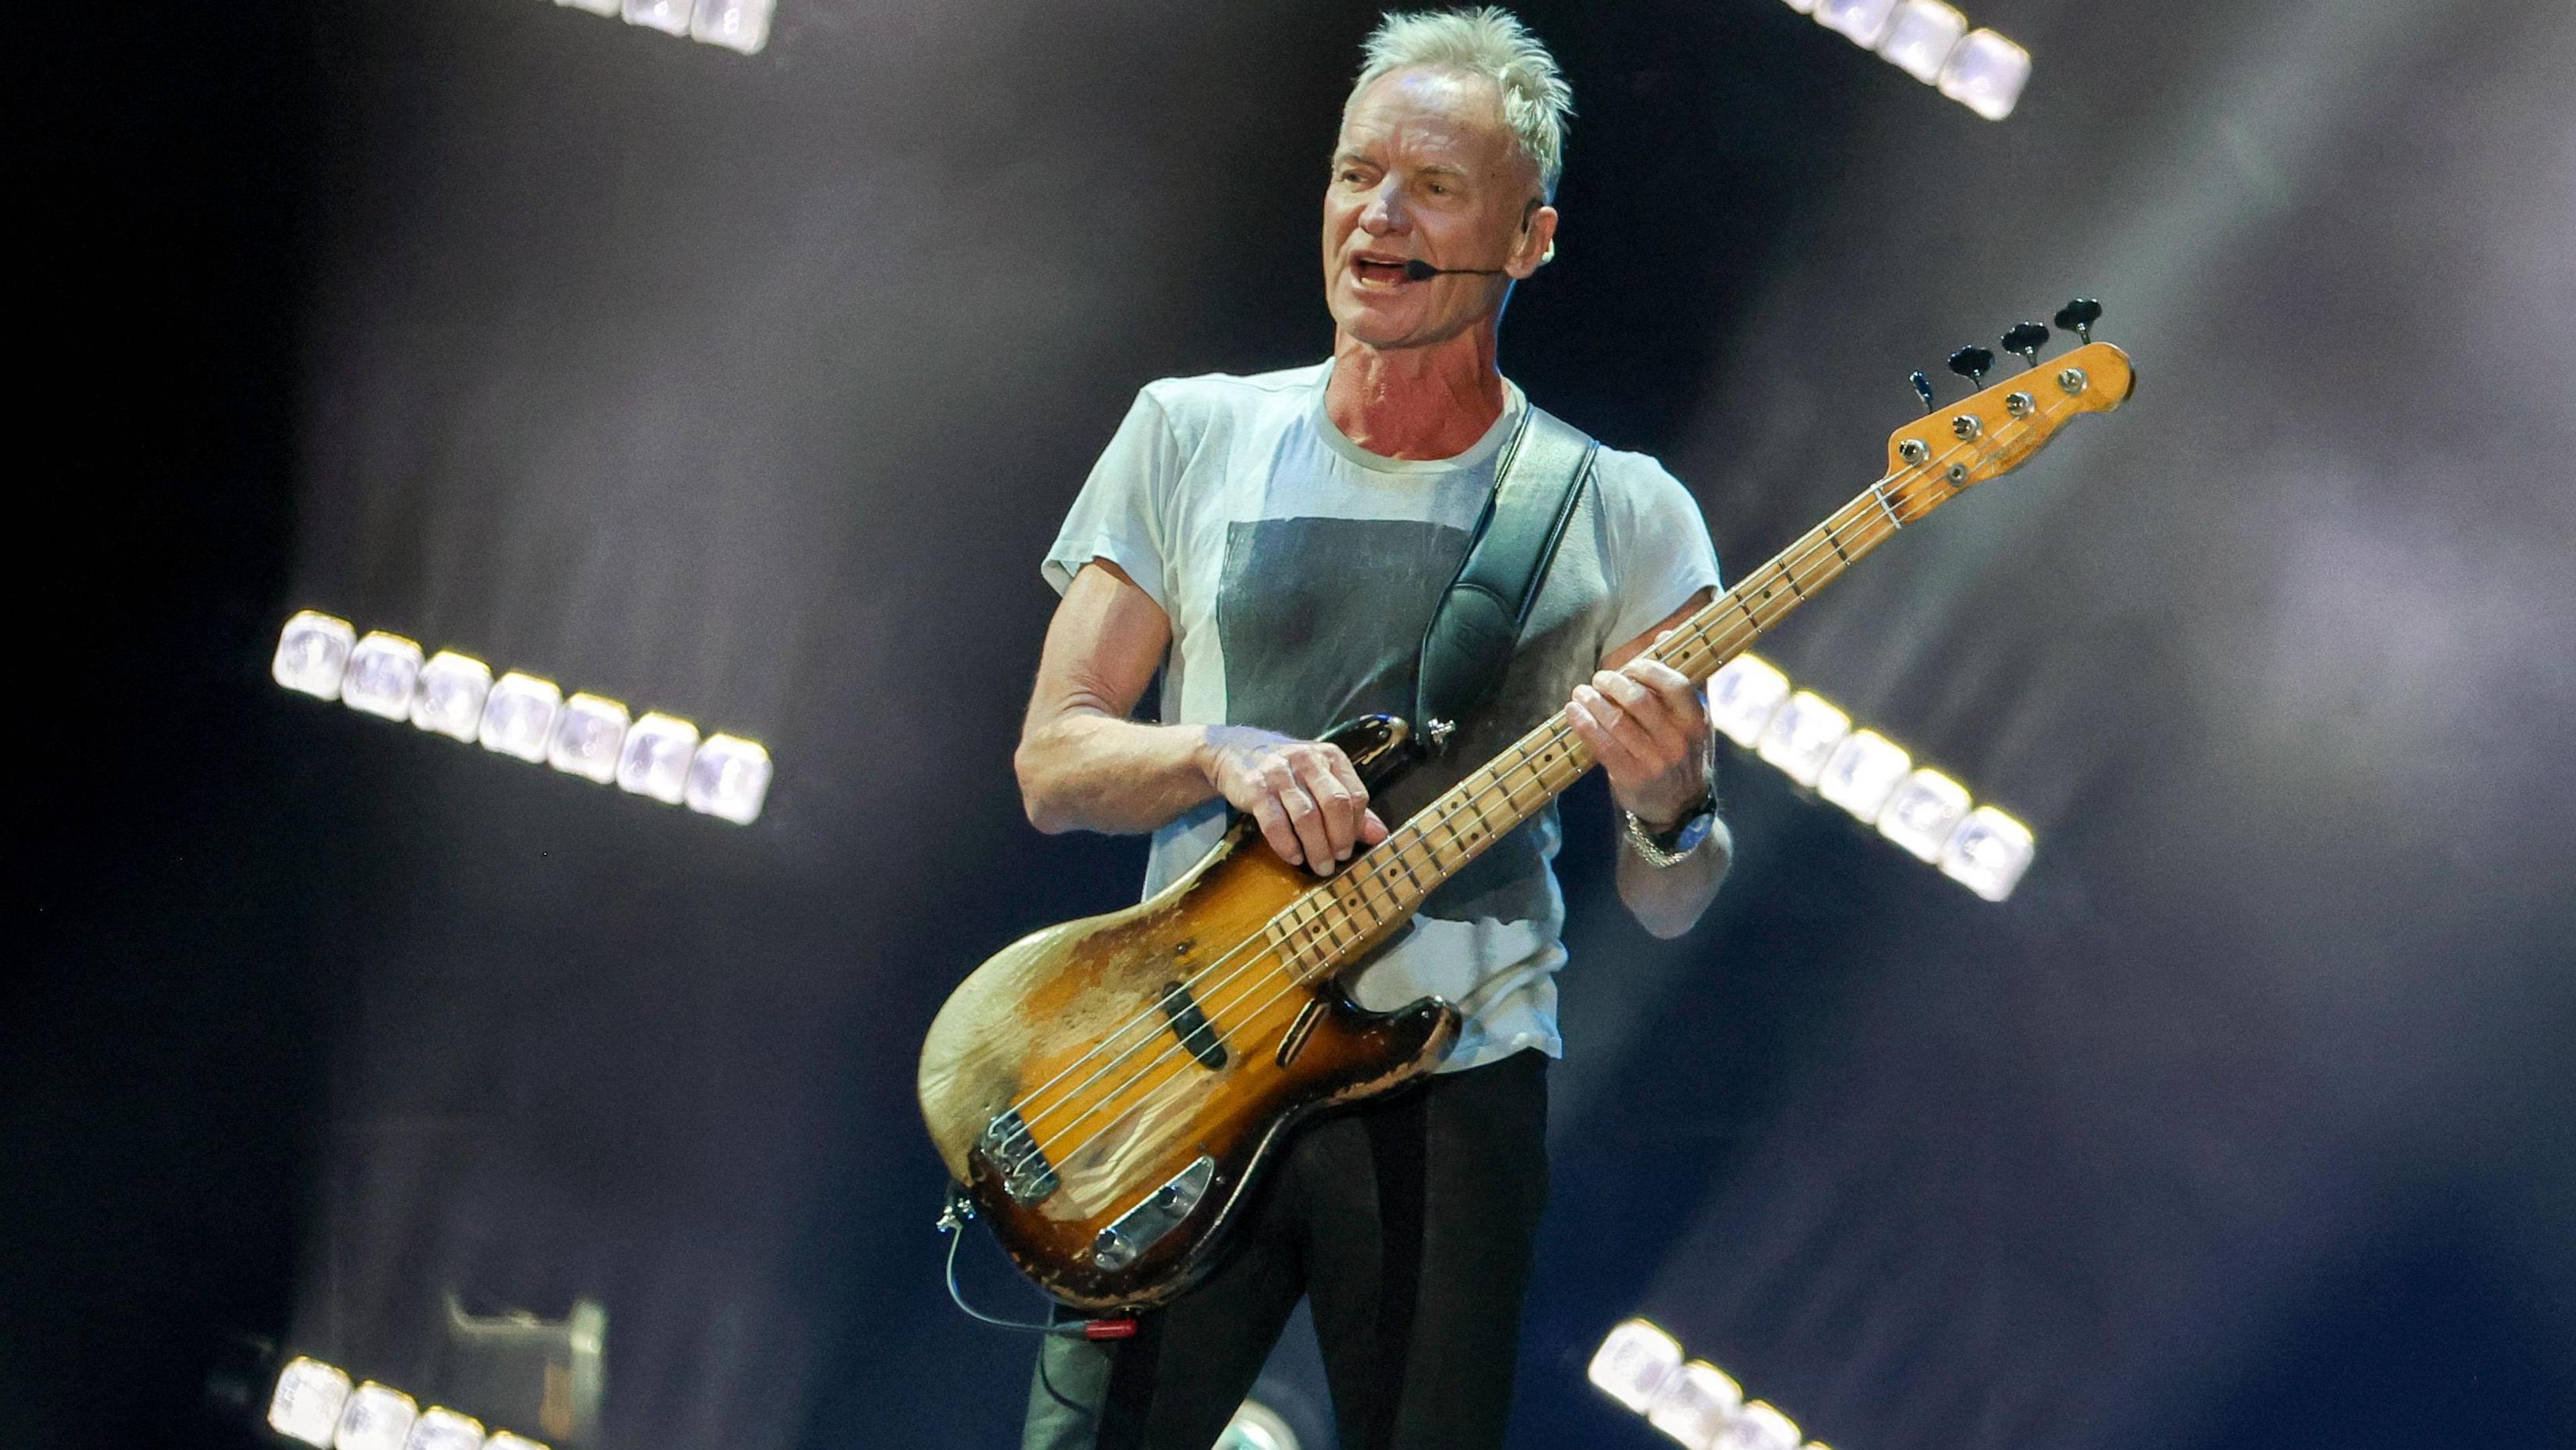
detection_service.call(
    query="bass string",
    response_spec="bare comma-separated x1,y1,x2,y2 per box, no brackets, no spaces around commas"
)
991,425,1983,1178
1011,497,1922,1177
995,396,2061,1176
994,476,1915,1160
991,483,1888,1158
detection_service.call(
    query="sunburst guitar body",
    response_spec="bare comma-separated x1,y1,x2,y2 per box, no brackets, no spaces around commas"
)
920,329,2135,1311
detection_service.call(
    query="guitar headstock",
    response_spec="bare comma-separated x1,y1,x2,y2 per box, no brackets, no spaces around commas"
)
1881,301,2136,516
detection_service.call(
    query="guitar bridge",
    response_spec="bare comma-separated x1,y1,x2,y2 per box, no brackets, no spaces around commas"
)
1092,1155,1215,1272
979,1108,1059,1205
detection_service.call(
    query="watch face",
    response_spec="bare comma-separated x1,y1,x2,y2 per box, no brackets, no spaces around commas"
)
1670,814,1712,853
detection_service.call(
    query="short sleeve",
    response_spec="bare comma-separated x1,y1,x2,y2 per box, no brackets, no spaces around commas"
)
1041,387,1184,609
1599,454,1723,654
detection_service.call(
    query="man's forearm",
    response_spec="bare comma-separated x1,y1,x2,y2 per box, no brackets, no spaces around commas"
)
1015,711,1220,835
1614,817,1732,939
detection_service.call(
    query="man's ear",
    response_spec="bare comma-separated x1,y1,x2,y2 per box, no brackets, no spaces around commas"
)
1510,202,1560,278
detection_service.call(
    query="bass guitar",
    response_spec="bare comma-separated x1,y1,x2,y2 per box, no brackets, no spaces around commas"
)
920,313,2135,1311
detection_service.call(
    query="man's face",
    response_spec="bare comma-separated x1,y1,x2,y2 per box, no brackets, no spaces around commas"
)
1324,68,1556,351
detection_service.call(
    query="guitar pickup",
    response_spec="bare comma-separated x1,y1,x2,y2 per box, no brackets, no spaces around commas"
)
1156,981,1229,1070
980,1108,1059,1205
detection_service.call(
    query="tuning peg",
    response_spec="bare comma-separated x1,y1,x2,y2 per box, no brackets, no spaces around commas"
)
2051,297,2102,345
1947,346,1994,388
1909,370,1937,415
2000,322,2049,370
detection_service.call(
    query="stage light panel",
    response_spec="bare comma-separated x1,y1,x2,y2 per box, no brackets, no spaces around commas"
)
1938,28,2031,120
1815,729,1911,821
333,1382,419,1450
691,0,773,52
684,732,773,824
339,632,423,721
1707,655,1792,747
1781,0,1818,13
547,692,631,784
400,1408,486,1450
410,652,493,742
274,611,356,700
557,0,619,15
1939,805,2035,901
616,711,701,804
478,672,563,763
1757,690,1852,788
1587,1318,1684,1413
1715,1401,1801,1450
267,1357,352,1447
1814,0,1896,48
485,1435,551,1450
623,0,692,35
1877,766,1971,862
1646,1360,1743,1448
1878,0,1967,81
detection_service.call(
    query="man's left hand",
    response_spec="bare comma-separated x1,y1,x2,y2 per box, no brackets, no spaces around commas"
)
1564,641,1709,828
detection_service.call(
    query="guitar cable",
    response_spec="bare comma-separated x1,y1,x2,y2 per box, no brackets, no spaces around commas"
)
938,1186,1140,1341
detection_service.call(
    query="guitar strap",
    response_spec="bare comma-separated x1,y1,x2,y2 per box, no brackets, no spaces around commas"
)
1412,404,1598,752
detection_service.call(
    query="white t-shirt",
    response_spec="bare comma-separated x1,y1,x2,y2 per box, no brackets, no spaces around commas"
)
1044,362,1721,1071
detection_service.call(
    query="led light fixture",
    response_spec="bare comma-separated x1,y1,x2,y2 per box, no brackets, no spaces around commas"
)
485,1434,551,1450
1703,652,2031,897
1587,1318,1683,1414
546,692,631,784
1939,28,2031,119
273,611,772,826
340,632,424,721
411,652,494,742
1780,0,1818,13
1756,690,1852,788
1715,1402,1802,1450
1878,0,1967,81
556,0,618,15
478,672,564,764
333,1382,419,1450
1814,0,1896,48
1815,729,1912,821
1877,767,1972,862
616,711,701,804
622,0,692,34
690,0,773,52
685,732,773,825
267,1357,352,1447
274,612,357,700
1646,1360,1743,1447
1707,655,1792,747
1939,805,2035,901
401,1407,488,1450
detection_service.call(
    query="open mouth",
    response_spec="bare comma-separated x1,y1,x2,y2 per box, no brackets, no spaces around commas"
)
1350,254,1419,287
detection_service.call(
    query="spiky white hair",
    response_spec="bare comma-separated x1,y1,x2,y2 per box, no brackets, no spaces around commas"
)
1350,7,1574,200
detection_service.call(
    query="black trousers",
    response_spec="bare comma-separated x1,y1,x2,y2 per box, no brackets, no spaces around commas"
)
1021,1049,1550,1450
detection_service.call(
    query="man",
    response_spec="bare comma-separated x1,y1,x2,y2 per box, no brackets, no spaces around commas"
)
1012,9,1729,1448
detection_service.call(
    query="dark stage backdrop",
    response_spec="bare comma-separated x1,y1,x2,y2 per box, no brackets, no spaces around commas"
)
12,1,2575,1448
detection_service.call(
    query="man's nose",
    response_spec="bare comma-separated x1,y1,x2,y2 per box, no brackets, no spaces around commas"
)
1359,180,1410,235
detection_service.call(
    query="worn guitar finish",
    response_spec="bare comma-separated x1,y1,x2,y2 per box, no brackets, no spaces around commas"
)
920,339,2136,1311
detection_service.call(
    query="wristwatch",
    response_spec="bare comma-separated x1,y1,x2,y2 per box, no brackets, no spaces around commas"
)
1621,790,1718,868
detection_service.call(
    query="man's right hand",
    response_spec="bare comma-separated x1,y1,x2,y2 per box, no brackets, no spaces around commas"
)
1199,728,1390,874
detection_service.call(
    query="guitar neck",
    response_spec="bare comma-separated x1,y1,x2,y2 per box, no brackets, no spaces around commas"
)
1272,476,1934,980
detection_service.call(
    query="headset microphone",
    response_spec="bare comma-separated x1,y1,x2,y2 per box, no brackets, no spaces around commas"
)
1400,259,1509,281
